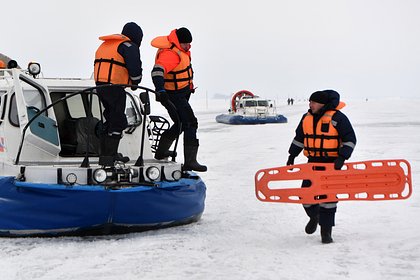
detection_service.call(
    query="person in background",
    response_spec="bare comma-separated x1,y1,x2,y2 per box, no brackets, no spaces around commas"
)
151,27,207,172
94,22,143,166
286,89,356,243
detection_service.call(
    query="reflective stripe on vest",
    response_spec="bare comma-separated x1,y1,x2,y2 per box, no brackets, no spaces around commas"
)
94,34,131,85
302,111,340,157
159,45,193,91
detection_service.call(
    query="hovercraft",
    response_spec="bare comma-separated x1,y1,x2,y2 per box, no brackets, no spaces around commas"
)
0,57,205,237
215,90,287,125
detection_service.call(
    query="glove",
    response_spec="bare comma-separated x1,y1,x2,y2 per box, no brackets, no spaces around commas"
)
334,156,345,170
190,84,196,94
155,90,168,103
286,155,295,166
131,80,141,91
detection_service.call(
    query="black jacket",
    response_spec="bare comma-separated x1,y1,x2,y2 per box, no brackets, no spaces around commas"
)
119,22,143,86
288,90,356,162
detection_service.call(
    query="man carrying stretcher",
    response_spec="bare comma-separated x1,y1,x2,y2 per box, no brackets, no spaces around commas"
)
286,89,357,244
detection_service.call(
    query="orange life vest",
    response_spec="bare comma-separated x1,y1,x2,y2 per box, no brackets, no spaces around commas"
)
152,34,193,91
302,110,340,157
94,34,131,85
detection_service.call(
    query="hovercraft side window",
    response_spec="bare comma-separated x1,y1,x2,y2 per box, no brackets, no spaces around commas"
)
65,93,101,119
8,77,48,127
8,93,19,127
0,90,6,126
19,77,47,116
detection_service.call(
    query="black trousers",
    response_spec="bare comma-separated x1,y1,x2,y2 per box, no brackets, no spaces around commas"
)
161,92,198,144
302,157,338,227
97,85,128,135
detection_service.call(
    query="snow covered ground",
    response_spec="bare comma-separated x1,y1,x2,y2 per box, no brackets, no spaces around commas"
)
1,97,419,280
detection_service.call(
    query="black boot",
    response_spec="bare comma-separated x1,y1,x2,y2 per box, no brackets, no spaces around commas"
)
108,137,129,163
319,205,336,243
305,215,319,234
304,205,319,234
99,135,129,166
321,226,333,244
155,135,175,160
99,135,114,166
115,152,130,163
183,140,207,172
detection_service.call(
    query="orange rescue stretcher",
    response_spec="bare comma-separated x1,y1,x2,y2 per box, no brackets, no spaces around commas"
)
255,159,412,204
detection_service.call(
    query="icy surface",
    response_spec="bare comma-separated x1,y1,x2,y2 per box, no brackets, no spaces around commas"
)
1,98,419,280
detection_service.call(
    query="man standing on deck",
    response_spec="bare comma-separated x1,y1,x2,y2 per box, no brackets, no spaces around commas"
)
94,22,143,166
151,27,206,172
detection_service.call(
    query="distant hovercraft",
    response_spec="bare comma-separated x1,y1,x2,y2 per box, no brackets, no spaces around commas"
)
215,90,287,125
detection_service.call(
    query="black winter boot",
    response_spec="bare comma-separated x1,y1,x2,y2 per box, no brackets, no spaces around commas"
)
99,135,129,166
305,215,319,234
108,136,129,163
98,155,114,167
321,226,333,244
304,204,319,234
115,152,130,163
155,135,176,160
99,135,114,166
183,140,207,172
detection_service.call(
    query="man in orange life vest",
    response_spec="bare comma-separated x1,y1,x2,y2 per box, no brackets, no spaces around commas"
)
94,22,143,166
286,90,356,244
151,27,207,172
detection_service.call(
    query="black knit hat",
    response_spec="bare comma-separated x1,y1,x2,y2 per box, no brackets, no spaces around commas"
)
122,22,143,46
309,91,329,104
176,27,192,43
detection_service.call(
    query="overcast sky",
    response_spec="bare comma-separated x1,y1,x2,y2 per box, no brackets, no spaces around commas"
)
2,0,420,100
